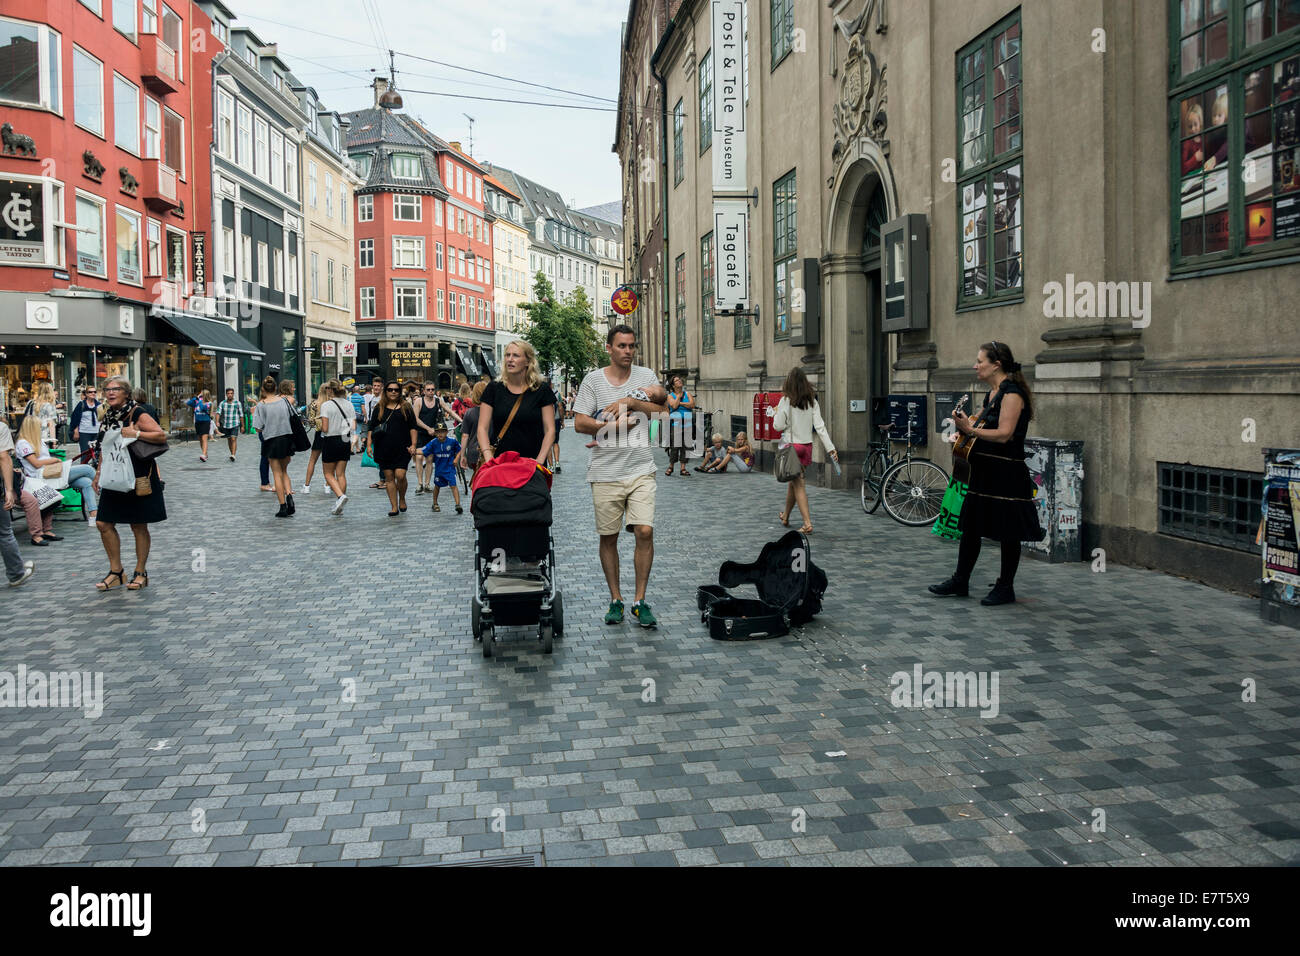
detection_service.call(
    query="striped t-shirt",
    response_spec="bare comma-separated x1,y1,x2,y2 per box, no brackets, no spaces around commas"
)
575,365,661,483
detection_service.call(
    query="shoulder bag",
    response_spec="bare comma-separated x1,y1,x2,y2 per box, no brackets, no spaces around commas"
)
127,407,170,462
489,390,526,455
284,398,311,452
774,443,803,483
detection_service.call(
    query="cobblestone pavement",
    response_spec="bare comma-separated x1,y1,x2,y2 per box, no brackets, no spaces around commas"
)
2,427,1298,867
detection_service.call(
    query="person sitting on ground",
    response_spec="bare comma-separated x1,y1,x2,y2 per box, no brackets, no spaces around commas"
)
695,433,730,473
729,432,754,472
421,423,463,514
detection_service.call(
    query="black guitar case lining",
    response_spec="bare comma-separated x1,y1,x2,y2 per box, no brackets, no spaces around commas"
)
698,531,827,640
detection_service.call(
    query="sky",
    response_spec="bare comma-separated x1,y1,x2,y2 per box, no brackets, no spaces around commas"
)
232,0,627,210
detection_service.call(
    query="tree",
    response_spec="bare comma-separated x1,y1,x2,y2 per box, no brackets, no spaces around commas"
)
522,272,601,390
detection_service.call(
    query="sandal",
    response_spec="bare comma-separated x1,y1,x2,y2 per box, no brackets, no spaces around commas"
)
779,511,791,527
127,570,149,590
96,569,125,592
665,466,673,476
798,525,813,534
433,503,441,512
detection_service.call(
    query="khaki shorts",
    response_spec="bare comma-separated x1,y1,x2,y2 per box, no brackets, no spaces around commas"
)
591,473,657,535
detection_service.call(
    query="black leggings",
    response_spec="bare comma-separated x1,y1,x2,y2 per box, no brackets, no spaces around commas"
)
955,533,1022,587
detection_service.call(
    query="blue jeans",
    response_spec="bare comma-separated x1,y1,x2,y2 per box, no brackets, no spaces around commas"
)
68,463,97,512
0,499,22,579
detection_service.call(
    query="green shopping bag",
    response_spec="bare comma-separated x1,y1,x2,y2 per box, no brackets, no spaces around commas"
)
361,449,379,469
648,417,660,445
931,477,969,540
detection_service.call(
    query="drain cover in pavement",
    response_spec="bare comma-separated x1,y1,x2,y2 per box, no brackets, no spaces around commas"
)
422,853,542,867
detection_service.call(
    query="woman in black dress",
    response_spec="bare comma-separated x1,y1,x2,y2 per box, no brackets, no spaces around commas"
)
477,340,556,466
929,341,1043,606
366,382,418,515
91,375,167,591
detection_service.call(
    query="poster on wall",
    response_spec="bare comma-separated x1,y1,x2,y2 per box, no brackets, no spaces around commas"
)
1262,457,1300,587
323,341,336,357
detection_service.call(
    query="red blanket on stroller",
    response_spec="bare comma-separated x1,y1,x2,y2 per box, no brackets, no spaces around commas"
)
471,451,553,492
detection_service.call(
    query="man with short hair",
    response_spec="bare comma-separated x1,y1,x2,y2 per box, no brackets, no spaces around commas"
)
69,385,100,458
215,387,243,462
573,325,669,628
349,385,366,451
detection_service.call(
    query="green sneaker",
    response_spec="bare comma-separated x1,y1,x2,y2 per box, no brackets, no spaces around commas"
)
631,601,657,628
604,600,625,625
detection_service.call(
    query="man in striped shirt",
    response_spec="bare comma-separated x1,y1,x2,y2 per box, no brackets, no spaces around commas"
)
573,325,669,629
215,388,243,462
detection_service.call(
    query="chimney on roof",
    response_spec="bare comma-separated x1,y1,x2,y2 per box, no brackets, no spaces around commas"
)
373,77,388,107
449,141,461,152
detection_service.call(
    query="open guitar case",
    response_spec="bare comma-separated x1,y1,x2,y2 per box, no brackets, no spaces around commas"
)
697,530,828,640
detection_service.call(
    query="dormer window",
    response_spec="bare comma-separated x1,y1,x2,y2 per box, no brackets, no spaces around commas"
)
273,73,283,92
245,48,257,69
352,153,372,177
391,152,421,179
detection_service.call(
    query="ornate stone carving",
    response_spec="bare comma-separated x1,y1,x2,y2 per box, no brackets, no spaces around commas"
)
1,122,37,158
830,0,889,178
83,150,105,182
119,167,139,196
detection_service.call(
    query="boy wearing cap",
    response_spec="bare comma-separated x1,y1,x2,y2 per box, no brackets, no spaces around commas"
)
421,423,463,514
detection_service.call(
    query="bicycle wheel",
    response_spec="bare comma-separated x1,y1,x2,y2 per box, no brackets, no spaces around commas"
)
880,459,950,526
860,449,888,514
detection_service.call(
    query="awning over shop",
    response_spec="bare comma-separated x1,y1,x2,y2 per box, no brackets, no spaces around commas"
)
455,346,480,378
479,351,498,380
152,311,264,357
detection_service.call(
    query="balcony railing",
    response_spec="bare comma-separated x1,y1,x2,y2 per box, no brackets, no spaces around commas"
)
140,36,179,96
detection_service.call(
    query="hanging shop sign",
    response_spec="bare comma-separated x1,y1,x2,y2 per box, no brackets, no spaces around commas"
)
710,0,747,192
0,178,44,264
611,286,639,315
712,200,750,312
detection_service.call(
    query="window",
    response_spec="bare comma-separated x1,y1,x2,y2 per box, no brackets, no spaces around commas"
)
327,258,334,301
257,241,268,287
476,176,482,202
359,238,374,268
393,237,425,268
287,251,298,295
340,186,347,226
161,5,181,78
115,206,142,284
310,251,319,298
700,231,715,353
272,73,282,92
699,50,714,154
163,107,183,177
217,88,234,158
325,173,333,217
675,253,687,360
244,48,256,69
458,210,465,234
113,74,140,153
436,288,445,320
0,18,61,113
459,293,467,322
342,264,348,302
236,102,252,170
360,287,375,319
253,115,268,181
435,241,444,270
957,13,1023,305
221,226,233,278
391,152,421,179
73,47,104,136
308,161,317,208
113,0,136,41
212,19,227,43
1172,2,1300,265
393,194,422,221
456,166,464,193
273,248,283,290
1158,462,1264,551
165,227,184,281
394,284,425,319
771,0,794,66
75,193,106,276
142,0,157,33
270,129,284,192
773,169,797,339
352,153,372,178
284,143,297,199
147,219,162,275
142,98,160,158
434,199,443,226
358,194,373,221
240,234,251,283
80,0,103,14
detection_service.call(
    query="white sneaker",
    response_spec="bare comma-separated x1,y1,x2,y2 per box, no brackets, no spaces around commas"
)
87,515,97,527
331,494,348,515
8,560,34,587
301,484,311,495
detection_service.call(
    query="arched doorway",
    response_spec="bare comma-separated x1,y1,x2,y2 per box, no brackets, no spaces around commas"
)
823,143,899,461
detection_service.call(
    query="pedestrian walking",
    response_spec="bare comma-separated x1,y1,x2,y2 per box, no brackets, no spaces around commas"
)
0,421,35,587
412,381,446,493
664,375,694,477
928,341,1042,606
363,378,386,490
772,367,838,535
349,385,366,453
366,381,418,516
572,324,670,628
456,380,487,479
187,389,214,461
15,414,98,524
69,385,101,458
251,376,298,517
90,375,167,591
318,381,355,516
214,387,243,461
422,423,463,514
545,379,564,474
253,378,275,492
477,340,557,469
131,388,158,422
300,383,330,495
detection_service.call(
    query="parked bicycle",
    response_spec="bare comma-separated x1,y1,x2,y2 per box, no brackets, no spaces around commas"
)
860,403,949,526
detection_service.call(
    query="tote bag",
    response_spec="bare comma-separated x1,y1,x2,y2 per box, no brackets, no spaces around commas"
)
774,443,803,483
931,477,969,541
99,428,137,493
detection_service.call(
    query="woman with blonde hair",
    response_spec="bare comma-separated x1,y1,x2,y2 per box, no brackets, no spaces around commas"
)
477,339,556,466
300,381,332,495
15,414,98,525
31,381,58,447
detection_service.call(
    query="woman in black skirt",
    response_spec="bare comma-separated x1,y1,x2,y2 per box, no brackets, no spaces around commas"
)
366,382,417,516
251,376,298,517
91,375,167,592
929,341,1043,606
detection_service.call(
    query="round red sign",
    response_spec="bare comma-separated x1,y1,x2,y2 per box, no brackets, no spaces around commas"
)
611,286,638,315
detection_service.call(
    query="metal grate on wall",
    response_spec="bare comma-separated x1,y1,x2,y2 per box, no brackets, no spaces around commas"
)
1157,462,1263,553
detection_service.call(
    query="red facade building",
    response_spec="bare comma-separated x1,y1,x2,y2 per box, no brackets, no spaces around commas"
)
1,0,225,429
346,81,497,387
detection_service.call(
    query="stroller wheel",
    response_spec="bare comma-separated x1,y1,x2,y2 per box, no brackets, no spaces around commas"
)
482,624,495,658
539,624,553,655
552,591,564,638
472,597,482,640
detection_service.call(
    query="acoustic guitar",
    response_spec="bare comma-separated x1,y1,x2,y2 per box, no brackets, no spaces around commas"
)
950,393,991,484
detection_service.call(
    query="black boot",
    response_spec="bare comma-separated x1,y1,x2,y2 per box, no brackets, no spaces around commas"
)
275,502,289,518
928,576,969,597
980,579,1016,605
286,494,296,515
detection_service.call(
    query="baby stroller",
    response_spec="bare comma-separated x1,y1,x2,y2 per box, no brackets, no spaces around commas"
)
470,452,563,657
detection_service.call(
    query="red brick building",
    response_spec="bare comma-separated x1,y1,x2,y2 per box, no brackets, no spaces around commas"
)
346,80,498,387
0,1,232,428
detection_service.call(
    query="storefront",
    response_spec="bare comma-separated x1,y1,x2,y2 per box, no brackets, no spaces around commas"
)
146,311,265,432
306,337,356,394
1,343,135,434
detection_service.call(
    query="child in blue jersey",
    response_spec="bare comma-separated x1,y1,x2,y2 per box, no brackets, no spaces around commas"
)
421,423,463,514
